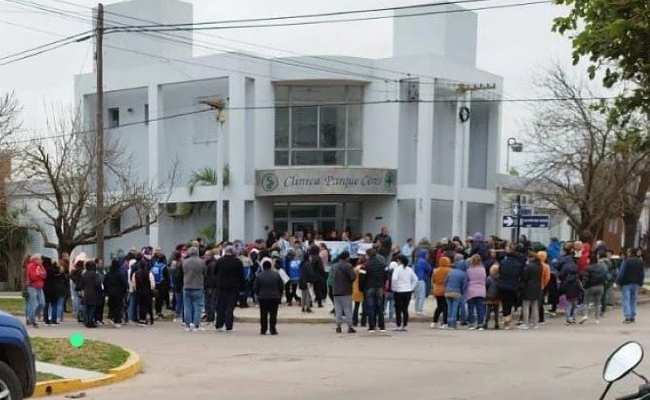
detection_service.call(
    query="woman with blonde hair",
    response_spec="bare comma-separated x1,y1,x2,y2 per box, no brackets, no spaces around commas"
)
466,254,487,330
352,254,367,327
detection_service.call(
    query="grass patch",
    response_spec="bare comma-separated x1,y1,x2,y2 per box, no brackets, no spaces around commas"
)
36,372,62,382
31,337,129,373
0,298,25,314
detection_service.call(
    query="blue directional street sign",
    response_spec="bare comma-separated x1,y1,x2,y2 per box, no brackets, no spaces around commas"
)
520,214,550,228
502,215,550,229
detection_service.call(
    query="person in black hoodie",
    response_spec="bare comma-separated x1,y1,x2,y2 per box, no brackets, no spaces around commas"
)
215,246,245,332
204,250,218,323
496,243,523,330
299,250,315,313
254,259,284,335
358,248,387,332
104,259,128,327
80,261,103,328
70,260,85,323
133,262,155,326
43,258,66,325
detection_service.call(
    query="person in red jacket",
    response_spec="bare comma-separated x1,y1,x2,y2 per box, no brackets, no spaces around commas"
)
26,254,47,328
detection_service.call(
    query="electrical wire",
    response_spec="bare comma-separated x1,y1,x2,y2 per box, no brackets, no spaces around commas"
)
0,29,91,66
10,95,618,145
107,1,550,32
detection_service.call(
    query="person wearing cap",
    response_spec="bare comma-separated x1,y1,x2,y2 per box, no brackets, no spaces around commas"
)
215,245,245,332
331,251,356,334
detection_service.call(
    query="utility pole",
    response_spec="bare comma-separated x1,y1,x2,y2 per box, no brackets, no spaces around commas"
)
451,82,496,239
95,3,105,262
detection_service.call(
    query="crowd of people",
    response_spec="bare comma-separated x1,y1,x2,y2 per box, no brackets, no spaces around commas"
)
20,228,647,334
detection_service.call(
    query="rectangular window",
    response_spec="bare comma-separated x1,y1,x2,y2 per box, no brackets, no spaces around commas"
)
108,107,119,128
144,104,149,125
292,106,318,148
275,107,289,147
274,85,363,166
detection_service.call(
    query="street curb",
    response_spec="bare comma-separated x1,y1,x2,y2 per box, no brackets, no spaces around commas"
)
33,349,143,397
233,297,650,325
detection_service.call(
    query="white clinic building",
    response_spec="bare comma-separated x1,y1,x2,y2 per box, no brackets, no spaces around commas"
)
70,0,503,255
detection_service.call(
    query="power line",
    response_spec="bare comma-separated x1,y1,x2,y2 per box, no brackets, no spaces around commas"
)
108,1,550,32
104,0,542,29
9,96,619,145
0,30,91,66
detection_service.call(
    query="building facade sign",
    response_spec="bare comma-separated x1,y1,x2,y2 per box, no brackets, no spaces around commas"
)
255,168,397,196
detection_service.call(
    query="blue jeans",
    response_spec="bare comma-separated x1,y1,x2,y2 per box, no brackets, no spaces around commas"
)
174,290,184,320
57,297,64,321
71,288,82,321
467,297,486,327
566,298,578,322
384,292,395,320
364,287,385,330
621,284,640,321
128,292,138,322
84,304,96,326
446,296,462,329
184,289,204,328
459,298,467,323
27,287,45,324
44,297,62,324
414,280,426,313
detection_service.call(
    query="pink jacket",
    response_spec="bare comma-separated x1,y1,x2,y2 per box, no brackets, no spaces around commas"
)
466,265,487,300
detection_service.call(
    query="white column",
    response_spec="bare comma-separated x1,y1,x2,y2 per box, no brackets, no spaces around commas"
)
225,74,247,241
148,84,161,247
451,94,464,238
415,82,434,241
460,91,471,237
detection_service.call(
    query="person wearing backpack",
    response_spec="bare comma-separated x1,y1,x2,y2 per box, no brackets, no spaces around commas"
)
151,249,170,319
582,251,607,324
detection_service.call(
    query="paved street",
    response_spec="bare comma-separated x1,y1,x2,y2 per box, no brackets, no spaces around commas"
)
29,304,650,400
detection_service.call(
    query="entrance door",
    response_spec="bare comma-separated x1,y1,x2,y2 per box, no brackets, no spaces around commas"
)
292,221,316,240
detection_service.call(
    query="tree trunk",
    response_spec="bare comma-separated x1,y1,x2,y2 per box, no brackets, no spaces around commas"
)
623,212,640,249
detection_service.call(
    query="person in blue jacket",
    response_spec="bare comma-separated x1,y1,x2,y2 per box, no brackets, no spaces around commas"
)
284,250,301,306
444,261,468,329
413,250,432,315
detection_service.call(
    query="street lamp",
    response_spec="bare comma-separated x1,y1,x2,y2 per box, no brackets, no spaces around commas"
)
506,137,523,173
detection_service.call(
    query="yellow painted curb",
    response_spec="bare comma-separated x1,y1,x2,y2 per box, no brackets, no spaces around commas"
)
33,349,143,397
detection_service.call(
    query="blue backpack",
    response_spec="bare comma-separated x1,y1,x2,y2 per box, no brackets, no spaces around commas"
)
151,261,167,285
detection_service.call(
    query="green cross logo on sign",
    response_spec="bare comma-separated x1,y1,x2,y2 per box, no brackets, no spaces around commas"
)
261,173,279,192
384,172,395,189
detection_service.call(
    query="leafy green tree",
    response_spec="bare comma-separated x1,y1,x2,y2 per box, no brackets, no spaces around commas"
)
553,0,650,118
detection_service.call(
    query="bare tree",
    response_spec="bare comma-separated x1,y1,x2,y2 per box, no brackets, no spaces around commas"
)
524,64,623,241
0,92,21,148
6,111,177,255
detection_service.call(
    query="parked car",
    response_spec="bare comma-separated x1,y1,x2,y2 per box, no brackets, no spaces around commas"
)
0,311,36,399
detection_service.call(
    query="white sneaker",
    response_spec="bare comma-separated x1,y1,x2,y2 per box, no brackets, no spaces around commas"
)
114,324,122,329
441,324,448,329
198,326,206,331
517,324,529,330
430,322,437,329
579,316,588,325
468,326,477,331
189,323,196,332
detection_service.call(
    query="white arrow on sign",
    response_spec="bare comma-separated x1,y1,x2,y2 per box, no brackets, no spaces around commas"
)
503,216,515,227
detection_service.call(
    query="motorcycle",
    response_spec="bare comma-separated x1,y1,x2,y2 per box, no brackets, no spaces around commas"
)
600,341,650,400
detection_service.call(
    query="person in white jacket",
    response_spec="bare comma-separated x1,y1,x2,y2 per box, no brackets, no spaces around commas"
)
391,255,418,331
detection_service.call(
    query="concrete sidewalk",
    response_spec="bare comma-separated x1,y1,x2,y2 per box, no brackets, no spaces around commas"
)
36,361,104,380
